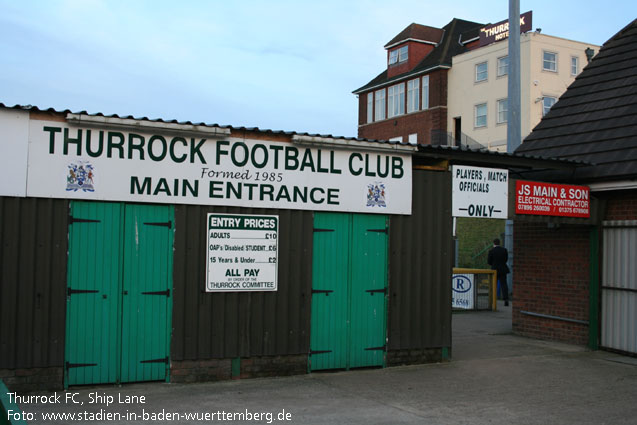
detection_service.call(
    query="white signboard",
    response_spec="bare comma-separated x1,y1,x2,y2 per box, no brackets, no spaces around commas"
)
206,213,278,292
0,109,29,196
25,121,412,214
452,165,508,219
452,274,474,309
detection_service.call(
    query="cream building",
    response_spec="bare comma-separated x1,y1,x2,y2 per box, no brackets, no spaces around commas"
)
447,31,598,152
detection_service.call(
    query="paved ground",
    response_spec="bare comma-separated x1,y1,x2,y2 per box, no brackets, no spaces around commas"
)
14,301,637,424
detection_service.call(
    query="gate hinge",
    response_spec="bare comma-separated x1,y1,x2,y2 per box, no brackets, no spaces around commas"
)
141,289,171,297
313,228,335,233
367,228,388,234
69,215,100,225
309,350,332,356
311,289,334,296
365,288,387,295
140,356,169,364
144,220,172,229
66,361,97,369
364,345,386,351
67,288,99,297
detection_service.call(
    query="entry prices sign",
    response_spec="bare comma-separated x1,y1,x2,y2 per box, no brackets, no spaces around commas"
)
206,213,278,292
516,181,590,218
452,166,508,219
452,274,474,310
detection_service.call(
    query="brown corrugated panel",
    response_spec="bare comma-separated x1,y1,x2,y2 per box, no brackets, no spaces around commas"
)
0,197,69,369
388,169,453,349
172,206,313,360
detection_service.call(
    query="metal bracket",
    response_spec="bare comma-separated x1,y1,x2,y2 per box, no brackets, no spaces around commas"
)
311,289,334,296
309,350,332,356
66,361,97,369
141,289,170,297
367,228,388,234
313,228,335,232
69,216,100,225
140,356,169,364
365,288,387,295
144,221,172,229
67,288,99,297
365,346,386,351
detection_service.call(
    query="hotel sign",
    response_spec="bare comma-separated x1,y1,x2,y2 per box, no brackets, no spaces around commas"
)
479,11,533,47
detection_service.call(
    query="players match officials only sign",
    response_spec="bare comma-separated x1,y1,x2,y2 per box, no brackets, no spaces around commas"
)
452,165,508,219
206,213,278,292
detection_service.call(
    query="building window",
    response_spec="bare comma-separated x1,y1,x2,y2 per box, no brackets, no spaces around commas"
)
475,103,487,128
475,61,488,82
389,45,408,65
422,75,429,109
543,51,557,72
497,56,509,77
407,79,419,113
375,89,386,121
542,96,557,116
387,83,405,118
571,56,579,75
366,93,373,123
497,99,508,124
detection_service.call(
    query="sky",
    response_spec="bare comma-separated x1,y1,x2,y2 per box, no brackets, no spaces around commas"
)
1,0,635,138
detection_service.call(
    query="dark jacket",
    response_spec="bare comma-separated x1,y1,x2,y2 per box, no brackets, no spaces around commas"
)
488,245,509,279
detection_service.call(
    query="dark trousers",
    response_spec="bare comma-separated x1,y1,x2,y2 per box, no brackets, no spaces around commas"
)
498,275,509,301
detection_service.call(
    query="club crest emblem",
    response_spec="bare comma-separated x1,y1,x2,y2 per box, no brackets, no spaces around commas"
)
66,161,95,192
367,182,386,208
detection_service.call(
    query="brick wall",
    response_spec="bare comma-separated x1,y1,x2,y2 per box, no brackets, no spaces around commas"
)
603,189,637,220
386,348,443,366
171,355,306,384
358,69,448,144
0,367,63,392
512,222,590,345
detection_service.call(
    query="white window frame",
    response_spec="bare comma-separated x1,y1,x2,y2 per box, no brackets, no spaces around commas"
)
374,89,386,121
497,56,509,77
407,79,420,113
475,61,488,82
366,92,374,123
475,103,487,128
387,83,405,118
388,45,408,65
543,51,557,72
422,75,429,110
496,99,508,124
571,56,579,76
542,96,557,116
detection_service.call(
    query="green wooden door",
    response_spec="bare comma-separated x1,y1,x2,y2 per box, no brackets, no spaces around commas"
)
66,201,173,386
310,212,388,371
349,214,388,368
121,204,173,383
66,202,122,386
310,213,350,370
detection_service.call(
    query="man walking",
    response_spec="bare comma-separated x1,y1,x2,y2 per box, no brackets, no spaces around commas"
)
488,238,510,306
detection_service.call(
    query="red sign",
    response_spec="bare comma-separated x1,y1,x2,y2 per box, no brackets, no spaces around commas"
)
516,181,590,218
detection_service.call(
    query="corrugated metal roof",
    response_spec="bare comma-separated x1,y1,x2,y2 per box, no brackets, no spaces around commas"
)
1,102,587,169
0,102,411,148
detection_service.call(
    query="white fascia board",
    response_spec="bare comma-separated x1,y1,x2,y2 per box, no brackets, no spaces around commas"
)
66,113,231,137
385,38,438,50
291,135,417,153
589,180,637,192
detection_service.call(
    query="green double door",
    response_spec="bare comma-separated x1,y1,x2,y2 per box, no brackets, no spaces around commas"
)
310,212,388,371
65,201,174,386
